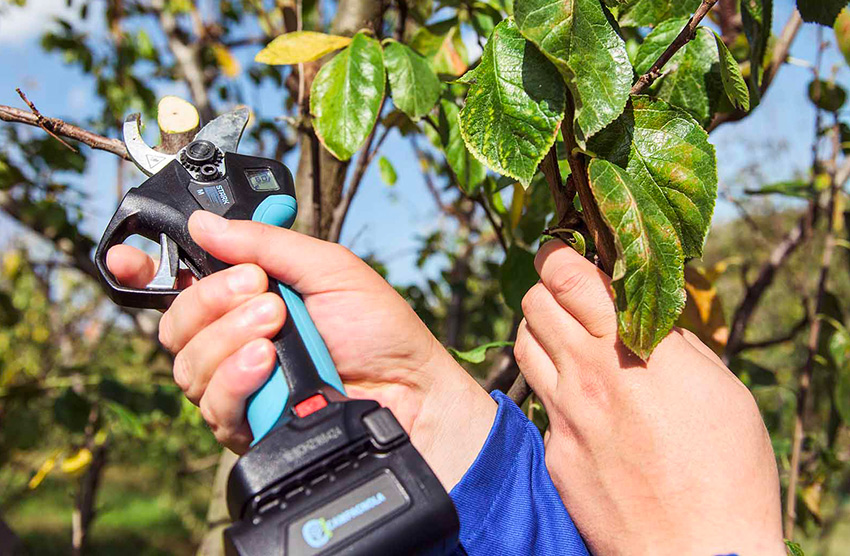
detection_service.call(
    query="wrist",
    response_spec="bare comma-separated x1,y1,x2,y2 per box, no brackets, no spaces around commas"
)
409,343,497,491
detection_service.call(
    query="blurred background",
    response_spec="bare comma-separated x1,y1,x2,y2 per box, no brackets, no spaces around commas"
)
1,0,850,554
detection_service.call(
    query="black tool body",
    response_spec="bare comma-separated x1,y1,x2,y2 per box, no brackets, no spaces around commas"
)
95,111,460,556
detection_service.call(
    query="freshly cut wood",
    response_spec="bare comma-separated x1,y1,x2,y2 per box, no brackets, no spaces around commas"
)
157,95,199,153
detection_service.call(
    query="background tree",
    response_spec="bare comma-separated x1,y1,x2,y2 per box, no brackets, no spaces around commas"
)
1,0,850,554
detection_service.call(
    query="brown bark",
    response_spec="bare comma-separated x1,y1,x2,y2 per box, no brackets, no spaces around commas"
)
293,0,385,239
71,443,108,556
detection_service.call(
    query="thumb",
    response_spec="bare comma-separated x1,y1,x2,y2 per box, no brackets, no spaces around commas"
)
187,211,372,294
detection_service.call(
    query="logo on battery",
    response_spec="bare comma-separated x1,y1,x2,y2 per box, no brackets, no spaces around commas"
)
301,492,387,548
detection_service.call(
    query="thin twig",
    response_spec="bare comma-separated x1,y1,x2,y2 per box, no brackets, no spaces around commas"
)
631,0,721,95
737,314,809,351
15,89,78,152
0,104,128,159
476,194,509,254
328,97,390,243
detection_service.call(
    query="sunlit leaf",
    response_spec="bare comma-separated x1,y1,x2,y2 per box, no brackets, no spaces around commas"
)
212,43,241,77
829,323,850,425
785,540,805,556
713,31,750,111
255,31,352,65
436,99,487,194
378,156,397,185
383,39,441,121
410,19,469,76
676,265,728,355
60,447,93,475
515,0,631,144
28,452,58,490
458,19,565,186
588,159,685,358
633,21,722,127
588,96,718,258
449,341,514,363
310,32,385,161
618,0,702,27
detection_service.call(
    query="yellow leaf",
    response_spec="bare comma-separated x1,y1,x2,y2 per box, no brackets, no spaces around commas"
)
255,31,352,65
28,453,58,489
676,265,728,356
802,481,823,521
212,44,241,78
2,251,22,278
61,448,93,475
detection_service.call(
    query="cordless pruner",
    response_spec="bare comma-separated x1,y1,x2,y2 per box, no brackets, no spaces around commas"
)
95,108,460,555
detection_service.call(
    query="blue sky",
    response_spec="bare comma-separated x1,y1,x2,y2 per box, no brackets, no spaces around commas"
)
0,0,846,286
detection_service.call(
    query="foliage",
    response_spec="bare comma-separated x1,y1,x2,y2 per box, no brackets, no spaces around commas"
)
3,0,850,552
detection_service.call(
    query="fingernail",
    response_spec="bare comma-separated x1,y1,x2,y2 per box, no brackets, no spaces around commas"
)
228,267,263,294
247,298,280,325
240,342,270,370
193,211,228,234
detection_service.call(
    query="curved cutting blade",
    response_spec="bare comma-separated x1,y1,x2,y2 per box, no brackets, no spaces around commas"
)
193,106,250,154
123,114,177,176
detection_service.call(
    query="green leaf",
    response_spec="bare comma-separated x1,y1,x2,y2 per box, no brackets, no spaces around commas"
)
835,8,850,66
809,79,847,112
713,31,750,111
458,19,565,186
618,0,702,27
784,540,805,556
437,99,487,194
741,0,772,96
588,96,718,258
383,39,441,121
633,22,723,127
378,156,397,185
830,325,850,426
310,32,385,161
449,341,514,364
500,244,538,313
745,180,813,198
797,0,847,26
255,31,352,65
410,18,469,76
588,159,685,358
470,2,503,37
514,0,631,144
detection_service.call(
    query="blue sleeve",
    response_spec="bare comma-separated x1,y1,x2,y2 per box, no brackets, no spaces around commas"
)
449,391,590,556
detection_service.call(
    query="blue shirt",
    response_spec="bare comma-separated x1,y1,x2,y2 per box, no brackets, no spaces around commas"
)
450,391,590,555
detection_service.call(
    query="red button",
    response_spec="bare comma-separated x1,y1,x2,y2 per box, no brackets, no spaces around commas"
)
294,394,328,418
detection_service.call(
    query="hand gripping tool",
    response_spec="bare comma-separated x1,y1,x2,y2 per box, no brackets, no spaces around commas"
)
95,108,460,555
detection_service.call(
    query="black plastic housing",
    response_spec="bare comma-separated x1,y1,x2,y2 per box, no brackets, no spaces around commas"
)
225,399,459,556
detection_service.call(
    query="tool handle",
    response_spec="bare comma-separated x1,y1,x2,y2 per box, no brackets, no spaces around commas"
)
246,199,347,443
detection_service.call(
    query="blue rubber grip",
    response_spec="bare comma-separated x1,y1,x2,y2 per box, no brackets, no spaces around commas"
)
246,194,346,444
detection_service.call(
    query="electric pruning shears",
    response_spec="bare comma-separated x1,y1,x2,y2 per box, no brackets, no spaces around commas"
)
94,108,460,555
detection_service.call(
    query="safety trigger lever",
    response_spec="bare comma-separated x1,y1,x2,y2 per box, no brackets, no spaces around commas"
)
146,233,180,291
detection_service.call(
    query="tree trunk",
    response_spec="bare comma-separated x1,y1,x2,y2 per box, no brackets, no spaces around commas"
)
293,0,385,239
0,515,24,556
196,450,238,556
71,443,107,556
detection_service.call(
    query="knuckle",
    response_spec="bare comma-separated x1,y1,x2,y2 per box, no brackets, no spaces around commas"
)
549,268,592,300
520,283,548,316
199,399,219,432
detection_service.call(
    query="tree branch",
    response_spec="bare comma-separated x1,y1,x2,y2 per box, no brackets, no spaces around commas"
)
631,0,721,96
737,313,809,351
328,97,390,243
562,95,616,274
0,105,128,159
